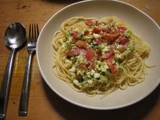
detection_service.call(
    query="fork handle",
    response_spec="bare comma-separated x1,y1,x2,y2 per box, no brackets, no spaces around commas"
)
19,53,33,116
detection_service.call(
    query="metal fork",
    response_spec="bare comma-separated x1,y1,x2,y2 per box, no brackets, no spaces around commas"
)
19,24,39,116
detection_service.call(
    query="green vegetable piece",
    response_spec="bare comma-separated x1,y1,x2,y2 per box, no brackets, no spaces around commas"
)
83,35,93,43
124,30,132,38
100,75,108,81
65,32,71,39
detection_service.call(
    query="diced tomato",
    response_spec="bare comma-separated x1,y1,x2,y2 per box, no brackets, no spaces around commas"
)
93,38,102,45
107,57,113,63
117,35,129,45
106,58,117,74
102,32,119,42
106,57,112,67
96,48,101,54
89,63,95,70
79,63,87,70
102,49,114,59
91,63,95,69
118,26,127,33
95,49,102,60
102,28,111,33
92,27,102,34
66,48,80,57
110,64,117,74
86,49,95,61
84,31,90,35
86,63,90,68
71,31,79,40
85,19,97,26
102,28,107,32
79,49,87,55
75,40,88,49
85,62,95,70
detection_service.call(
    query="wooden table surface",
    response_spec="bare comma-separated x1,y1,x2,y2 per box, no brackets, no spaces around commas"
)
0,0,160,120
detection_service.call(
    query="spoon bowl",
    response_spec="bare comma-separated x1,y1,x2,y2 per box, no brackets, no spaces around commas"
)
4,23,26,49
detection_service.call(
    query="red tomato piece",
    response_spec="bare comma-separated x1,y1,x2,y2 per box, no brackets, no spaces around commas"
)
86,49,95,61
92,27,102,34
66,48,80,57
79,63,87,70
71,31,79,40
84,31,90,35
89,63,95,70
84,62,95,70
110,64,117,74
93,38,102,45
102,28,111,33
75,40,88,49
85,19,97,26
79,49,87,55
118,35,129,45
106,58,117,74
118,26,127,33
102,50,114,59
86,63,90,68
91,63,95,69
95,49,102,60
102,33,119,42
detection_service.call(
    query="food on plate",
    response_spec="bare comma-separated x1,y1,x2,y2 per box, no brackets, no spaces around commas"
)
52,16,150,95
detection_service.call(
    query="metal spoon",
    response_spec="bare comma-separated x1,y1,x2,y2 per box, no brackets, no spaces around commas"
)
0,23,26,120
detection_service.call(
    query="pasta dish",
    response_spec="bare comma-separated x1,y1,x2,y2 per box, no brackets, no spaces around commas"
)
52,16,150,95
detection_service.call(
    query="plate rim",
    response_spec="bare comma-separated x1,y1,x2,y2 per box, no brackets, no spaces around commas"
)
36,0,160,110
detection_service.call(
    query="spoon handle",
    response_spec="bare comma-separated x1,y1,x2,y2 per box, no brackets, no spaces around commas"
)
19,53,33,116
0,49,16,119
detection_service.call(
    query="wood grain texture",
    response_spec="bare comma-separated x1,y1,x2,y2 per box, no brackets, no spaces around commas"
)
0,0,159,120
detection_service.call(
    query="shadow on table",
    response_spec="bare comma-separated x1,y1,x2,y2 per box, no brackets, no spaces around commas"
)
42,78,160,120
43,0,81,4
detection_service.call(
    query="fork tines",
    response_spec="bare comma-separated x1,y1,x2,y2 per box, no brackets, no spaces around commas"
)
29,24,39,41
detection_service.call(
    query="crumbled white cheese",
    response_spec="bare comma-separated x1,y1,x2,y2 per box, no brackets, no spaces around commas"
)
86,72,91,78
102,46,109,53
93,33,101,39
90,70,95,76
116,44,123,49
96,61,109,72
76,54,85,63
115,53,122,59
83,35,93,40
94,73,100,78
69,66,76,73
88,80,93,84
101,63,109,72
86,70,95,78
76,69,84,75
98,43,109,53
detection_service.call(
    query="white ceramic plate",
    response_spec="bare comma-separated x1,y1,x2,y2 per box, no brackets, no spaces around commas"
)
37,0,160,110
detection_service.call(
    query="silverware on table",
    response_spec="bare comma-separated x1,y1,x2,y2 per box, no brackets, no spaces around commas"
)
19,24,39,116
0,23,26,120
